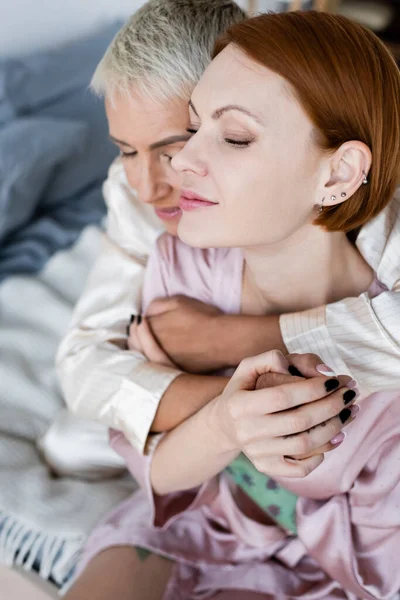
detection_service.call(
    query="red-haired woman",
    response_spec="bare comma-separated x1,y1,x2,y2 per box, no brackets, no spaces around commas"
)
66,11,400,600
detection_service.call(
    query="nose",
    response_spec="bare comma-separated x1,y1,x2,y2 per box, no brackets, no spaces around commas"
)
171,136,208,177
125,157,171,205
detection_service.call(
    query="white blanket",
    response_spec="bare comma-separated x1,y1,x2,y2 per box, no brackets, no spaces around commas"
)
0,225,134,588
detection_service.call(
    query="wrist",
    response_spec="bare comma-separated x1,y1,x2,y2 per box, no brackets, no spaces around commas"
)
217,314,286,368
203,394,240,458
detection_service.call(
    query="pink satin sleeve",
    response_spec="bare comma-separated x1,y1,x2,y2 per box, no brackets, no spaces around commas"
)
282,389,400,599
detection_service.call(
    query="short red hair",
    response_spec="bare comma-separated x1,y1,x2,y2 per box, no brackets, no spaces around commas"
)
214,11,400,232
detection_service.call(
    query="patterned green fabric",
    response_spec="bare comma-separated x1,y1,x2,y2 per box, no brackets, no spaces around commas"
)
224,453,298,534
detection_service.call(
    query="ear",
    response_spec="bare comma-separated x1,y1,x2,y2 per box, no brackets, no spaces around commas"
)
320,141,372,209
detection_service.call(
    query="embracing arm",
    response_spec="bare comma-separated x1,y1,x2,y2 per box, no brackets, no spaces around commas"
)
57,160,226,452
150,352,356,495
147,195,400,383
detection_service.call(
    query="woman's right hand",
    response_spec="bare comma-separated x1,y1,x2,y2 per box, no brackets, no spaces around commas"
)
211,350,358,478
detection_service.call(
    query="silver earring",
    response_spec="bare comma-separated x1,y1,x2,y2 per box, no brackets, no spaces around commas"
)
331,195,336,201
341,192,347,198
362,171,368,185
319,197,325,212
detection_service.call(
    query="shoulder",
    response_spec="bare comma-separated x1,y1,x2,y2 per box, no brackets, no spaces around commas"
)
357,189,400,289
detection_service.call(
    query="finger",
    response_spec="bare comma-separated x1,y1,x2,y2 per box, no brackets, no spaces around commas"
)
288,353,338,379
243,404,356,459
241,373,352,417
225,351,290,395
266,388,359,438
146,297,178,317
283,454,325,478
255,372,303,390
127,323,143,352
136,317,175,367
126,314,135,337
250,453,324,479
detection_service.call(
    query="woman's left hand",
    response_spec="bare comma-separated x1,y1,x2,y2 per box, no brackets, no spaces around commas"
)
127,315,176,368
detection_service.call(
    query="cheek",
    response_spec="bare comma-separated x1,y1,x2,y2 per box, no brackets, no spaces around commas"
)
122,160,139,189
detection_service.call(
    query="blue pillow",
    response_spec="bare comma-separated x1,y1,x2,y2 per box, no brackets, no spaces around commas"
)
0,117,87,244
0,22,122,124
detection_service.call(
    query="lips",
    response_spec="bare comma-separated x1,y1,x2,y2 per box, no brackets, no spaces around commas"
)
179,189,217,212
155,207,182,221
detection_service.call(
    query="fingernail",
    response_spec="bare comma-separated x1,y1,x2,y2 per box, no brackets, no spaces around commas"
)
339,408,351,423
343,389,358,405
325,378,339,392
288,365,304,377
350,404,360,417
347,379,357,389
126,314,135,336
137,314,142,325
330,432,345,445
316,364,336,376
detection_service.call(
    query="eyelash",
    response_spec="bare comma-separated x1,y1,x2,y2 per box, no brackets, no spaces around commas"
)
119,151,173,161
120,150,137,158
186,128,252,148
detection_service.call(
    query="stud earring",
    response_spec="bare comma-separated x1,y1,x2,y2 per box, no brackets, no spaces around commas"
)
331,195,336,201
319,197,325,212
362,171,368,185
341,192,347,198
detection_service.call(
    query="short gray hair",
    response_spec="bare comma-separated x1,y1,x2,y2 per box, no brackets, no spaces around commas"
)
91,0,246,103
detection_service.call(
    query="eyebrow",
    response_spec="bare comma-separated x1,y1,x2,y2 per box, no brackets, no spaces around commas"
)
109,134,191,151
189,100,263,125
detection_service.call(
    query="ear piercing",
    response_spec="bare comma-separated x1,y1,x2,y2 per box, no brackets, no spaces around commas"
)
362,171,368,184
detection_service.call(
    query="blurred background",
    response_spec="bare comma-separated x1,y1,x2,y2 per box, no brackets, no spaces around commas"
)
0,1,399,57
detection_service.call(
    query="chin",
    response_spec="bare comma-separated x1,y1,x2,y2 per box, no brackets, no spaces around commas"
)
177,217,224,249
163,218,181,237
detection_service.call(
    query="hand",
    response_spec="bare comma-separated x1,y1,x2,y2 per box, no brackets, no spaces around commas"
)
127,315,176,368
144,295,225,373
212,350,358,478
254,353,351,461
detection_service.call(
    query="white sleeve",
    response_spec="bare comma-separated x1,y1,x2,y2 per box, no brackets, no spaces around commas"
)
56,159,182,454
280,194,400,396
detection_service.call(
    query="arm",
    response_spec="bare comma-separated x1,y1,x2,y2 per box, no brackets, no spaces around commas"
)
145,295,286,373
150,352,356,494
57,160,222,452
151,373,227,431
146,195,400,382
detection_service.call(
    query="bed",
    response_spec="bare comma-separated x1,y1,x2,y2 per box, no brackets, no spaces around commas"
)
0,5,146,594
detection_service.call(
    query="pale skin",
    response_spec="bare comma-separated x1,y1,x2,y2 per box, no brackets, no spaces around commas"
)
131,44,372,493
65,46,373,600
107,90,358,447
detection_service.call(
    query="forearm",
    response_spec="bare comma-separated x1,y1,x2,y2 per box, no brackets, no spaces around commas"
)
151,373,228,432
218,314,287,368
151,395,238,494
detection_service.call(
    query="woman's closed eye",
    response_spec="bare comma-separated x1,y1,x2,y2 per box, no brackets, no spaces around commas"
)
186,127,253,149
119,149,137,158
222,136,253,148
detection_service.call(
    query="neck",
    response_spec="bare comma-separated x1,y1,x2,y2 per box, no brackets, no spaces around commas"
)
243,224,373,315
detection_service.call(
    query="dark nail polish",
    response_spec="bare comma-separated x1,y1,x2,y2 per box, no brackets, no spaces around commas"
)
343,390,356,405
127,314,135,336
288,365,304,377
325,378,339,392
339,408,351,423
137,314,142,325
